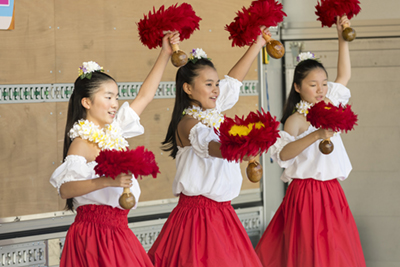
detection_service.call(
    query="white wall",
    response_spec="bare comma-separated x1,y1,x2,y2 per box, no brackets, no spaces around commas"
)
274,1,400,266
282,0,400,23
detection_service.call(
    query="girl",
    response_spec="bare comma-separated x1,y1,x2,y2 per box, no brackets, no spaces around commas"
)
147,29,270,267
49,32,180,267
255,16,366,267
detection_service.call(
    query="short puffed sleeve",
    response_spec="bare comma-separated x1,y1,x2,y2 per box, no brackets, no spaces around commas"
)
115,102,145,138
216,75,242,112
188,123,220,158
326,82,351,106
50,155,95,194
270,131,296,168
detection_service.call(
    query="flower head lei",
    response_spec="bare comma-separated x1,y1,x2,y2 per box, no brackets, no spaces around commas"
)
188,48,211,64
183,106,224,130
295,100,314,116
78,61,104,79
296,52,320,64
69,120,129,151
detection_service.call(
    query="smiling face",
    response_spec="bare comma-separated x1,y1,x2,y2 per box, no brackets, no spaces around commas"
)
183,66,220,110
294,68,328,104
82,80,119,128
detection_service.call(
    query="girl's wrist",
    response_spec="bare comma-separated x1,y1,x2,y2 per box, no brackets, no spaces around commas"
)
160,48,172,57
98,176,110,188
313,130,322,141
252,40,265,49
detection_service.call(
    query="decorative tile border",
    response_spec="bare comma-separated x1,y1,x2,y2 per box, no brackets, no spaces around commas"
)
0,80,258,104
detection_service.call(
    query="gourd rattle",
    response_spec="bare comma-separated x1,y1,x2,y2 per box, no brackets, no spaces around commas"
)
246,159,263,183
306,101,358,155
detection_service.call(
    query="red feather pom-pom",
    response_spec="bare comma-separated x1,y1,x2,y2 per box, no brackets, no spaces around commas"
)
94,147,160,179
137,3,201,49
249,0,287,29
225,0,287,47
306,101,358,132
315,0,361,27
217,109,280,162
225,7,261,47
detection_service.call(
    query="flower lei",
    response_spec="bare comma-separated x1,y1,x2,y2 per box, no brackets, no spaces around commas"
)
78,61,104,79
295,100,314,116
188,48,211,64
69,120,129,151
183,105,224,130
296,52,319,63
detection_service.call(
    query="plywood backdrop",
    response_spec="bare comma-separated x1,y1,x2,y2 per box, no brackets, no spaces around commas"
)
0,0,260,218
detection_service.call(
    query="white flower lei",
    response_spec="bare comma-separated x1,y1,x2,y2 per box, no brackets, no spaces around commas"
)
69,120,129,151
184,105,224,129
296,100,314,116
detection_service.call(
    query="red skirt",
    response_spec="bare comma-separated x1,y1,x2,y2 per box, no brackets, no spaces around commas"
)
148,194,262,267
255,178,366,267
60,205,153,267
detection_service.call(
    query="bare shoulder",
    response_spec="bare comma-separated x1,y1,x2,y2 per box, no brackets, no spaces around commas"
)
176,116,201,147
284,113,308,137
177,116,200,138
67,138,100,162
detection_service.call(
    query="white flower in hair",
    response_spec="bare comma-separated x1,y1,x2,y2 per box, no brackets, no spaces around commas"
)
188,48,211,63
296,52,316,63
78,61,104,79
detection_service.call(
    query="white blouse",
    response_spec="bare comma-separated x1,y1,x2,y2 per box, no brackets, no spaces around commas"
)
173,75,243,202
271,82,353,183
49,102,144,210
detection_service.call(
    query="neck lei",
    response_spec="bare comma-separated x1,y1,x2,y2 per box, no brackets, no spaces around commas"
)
69,120,128,151
183,105,224,129
295,100,314,116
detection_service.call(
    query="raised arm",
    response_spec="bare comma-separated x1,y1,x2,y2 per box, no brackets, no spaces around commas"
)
130,32,180,116
227,27,268,82
334,16,351,86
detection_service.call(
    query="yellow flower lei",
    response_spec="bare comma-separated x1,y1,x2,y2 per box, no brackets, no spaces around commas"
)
69,120,128,151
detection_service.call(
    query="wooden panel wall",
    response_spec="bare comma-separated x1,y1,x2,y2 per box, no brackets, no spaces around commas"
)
0,0,260,218
0,0,55,84
0,0,258,85
0,103,60,216
0,97,260,217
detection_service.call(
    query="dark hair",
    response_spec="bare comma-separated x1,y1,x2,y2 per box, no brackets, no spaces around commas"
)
281,59,328,125
63,71,116,211
161,59,216,159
